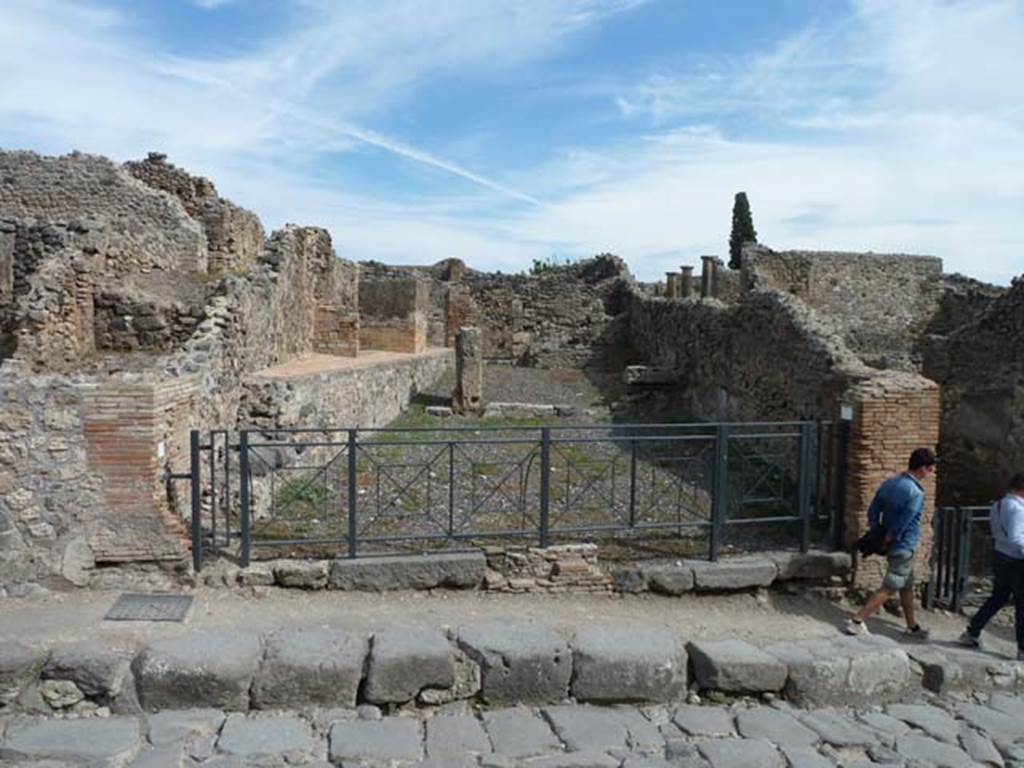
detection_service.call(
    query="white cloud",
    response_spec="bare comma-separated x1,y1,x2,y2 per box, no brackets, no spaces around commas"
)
0,0,1022,285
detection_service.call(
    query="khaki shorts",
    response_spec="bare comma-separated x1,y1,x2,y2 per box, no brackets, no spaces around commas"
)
882,549,916,592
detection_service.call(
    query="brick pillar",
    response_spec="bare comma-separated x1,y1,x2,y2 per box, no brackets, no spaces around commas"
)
700,256,715,298
453,327,483,413
841,371,941,589
679,266,694,298
665,272,680,300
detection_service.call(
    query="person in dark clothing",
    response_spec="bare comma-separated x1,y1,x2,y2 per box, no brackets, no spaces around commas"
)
959,473,1024,660
844,447,936,639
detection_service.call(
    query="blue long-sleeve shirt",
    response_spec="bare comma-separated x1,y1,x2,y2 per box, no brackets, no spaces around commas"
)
991,494,1024,559
867,472,925,553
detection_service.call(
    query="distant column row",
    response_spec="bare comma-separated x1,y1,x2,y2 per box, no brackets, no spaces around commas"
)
664,256,724,299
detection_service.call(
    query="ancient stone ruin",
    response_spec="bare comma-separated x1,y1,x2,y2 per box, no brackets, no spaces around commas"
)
1,149,1021,595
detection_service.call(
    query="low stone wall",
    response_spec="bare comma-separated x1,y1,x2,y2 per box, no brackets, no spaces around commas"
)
243,348,452,429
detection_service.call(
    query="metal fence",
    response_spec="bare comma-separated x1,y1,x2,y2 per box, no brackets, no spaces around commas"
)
925,505,994,612
188,420,847,570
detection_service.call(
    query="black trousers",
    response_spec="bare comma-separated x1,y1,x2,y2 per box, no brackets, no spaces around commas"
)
968,551,1024,651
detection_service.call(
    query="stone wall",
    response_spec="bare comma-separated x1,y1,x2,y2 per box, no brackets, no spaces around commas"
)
126,152,264,275
841,372,940,588
0,151,207,274
744,246,943,370
625,286,869,422
243,348,451,430
361,255,633,368
924,277,1024,504
358,278,426,353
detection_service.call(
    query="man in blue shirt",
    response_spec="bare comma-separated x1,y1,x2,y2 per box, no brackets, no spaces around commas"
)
959,473,1024,660
844,447,936,638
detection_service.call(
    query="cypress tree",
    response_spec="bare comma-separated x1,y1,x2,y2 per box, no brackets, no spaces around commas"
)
729,192,757,269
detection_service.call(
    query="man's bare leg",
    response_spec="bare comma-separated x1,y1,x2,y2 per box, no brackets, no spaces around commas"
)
853,588,893,623
899,586,917,630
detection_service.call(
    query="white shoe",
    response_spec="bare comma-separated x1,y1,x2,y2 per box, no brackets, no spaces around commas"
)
843,618,870,636
958,630,982,649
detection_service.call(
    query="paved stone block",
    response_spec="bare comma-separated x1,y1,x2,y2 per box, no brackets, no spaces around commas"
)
954,702,1020,740
798,709,877,747
425,714,491,759
0,642,46,708
129,743,188,768
482,707,561,759
988,691,1024,719
688,639,787,693
887,703,959,743
0,716,141,765
672,704,735,737
958,724,1003,766
42,640,131,700
329,718,423,764
856,711,909,742
147,708,226,746
690,557,777,590
696,737,785,768
543,705,630,751
459,623,571,704
735,708,819,747
329,552,486,590
641,563,694,595
778,745,834,768
770,551,851,580
896,733,974,768
524,752,620,768
132,632,262,711
216,713,315,757
365,628,455,704
571,626,686,703
251,627,367,709
612,707,663,750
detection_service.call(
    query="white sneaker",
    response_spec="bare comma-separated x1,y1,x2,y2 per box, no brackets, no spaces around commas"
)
958,630,982,649
843,618,870,636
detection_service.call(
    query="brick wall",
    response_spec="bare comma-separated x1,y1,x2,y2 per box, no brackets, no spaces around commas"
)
82,380,194,563
841,371,941,589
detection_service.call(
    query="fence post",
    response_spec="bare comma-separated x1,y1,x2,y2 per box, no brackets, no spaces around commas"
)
539,428,550,548
834,413,851,550
348,429,358,559
238,430,251,568
628,439,637,528
953,506,971,613
798,422,813,553
710,424,728,561
189,430,203,573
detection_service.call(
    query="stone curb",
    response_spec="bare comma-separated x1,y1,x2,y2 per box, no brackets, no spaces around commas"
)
4,624,1023,716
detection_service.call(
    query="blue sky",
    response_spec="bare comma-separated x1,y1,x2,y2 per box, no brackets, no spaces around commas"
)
1,0,1022,284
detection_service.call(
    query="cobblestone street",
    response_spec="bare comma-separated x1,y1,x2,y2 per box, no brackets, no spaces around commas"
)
3,691,1024,767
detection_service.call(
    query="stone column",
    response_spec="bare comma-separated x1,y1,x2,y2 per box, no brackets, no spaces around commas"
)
453,327,483,414
665,273,680,300
679,266,694,298
700,256,716,298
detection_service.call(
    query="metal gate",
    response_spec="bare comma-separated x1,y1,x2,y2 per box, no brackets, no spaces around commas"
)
185,419,848,570
925,505,993,612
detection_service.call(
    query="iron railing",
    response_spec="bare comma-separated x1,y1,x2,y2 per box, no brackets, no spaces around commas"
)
187,420,844,570
925,505,993,612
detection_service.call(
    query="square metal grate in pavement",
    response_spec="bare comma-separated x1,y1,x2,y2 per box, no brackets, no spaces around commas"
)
104,593,193,622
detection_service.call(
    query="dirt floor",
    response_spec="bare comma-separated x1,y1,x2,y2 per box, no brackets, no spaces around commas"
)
2,586,1020,662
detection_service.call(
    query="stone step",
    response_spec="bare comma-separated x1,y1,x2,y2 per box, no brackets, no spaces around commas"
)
2,621,1023,718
